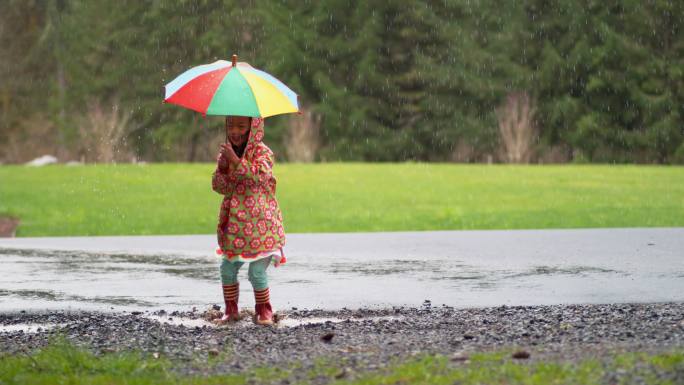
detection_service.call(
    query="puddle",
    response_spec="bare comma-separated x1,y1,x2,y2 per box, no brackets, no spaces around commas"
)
2,228,683,312
144,315,215,328
0,247,202,267
505,265,622,279
0,288,155,307
143,314,402,328
0,289,60,301
0,314,404,334
327,260,450,276
162,267,218,281
439,274,488,280
0,322,66,334
277,315,401,327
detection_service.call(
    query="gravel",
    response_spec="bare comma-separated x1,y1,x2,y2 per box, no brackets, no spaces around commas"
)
1,302,683,382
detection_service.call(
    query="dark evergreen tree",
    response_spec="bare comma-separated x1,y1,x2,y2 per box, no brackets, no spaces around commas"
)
1,0,682,163
522,0,684,163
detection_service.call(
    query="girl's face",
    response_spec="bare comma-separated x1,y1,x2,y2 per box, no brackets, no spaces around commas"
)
226,116,250,146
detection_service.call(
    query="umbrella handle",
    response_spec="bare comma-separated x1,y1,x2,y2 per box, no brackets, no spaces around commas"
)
225,116,229,143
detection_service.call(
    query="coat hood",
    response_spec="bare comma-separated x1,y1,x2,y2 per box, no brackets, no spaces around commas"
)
243,117,265,161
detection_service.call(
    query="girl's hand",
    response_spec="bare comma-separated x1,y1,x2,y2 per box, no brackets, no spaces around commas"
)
217,153,229,171
220,143,240,165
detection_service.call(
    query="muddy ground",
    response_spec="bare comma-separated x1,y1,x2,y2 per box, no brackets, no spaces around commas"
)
1,302,683,383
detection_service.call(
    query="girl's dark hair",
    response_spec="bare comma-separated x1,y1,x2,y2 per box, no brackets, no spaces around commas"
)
225,116,252,127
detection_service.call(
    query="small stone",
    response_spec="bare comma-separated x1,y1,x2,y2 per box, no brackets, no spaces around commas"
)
152,352,160,359
208,349,219,357
131,311,142,316
212,304,221,311
203,307,223,322
450,352,469,362
463,334,475,340
334,368,350,379
512,350,530,359
273,312,284,323
321,332,335,343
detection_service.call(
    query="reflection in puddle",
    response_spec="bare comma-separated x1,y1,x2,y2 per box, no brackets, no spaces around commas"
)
0,247,201,267
0,289,59,300
506,265,621,278
162,268,217,281
282,279,315,284
440,274,487,280
428,264,624,286
328,260,452,276
0,288,154,306
416,263,629,294
0,247,218,283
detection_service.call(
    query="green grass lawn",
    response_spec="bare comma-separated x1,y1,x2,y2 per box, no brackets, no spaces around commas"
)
0,163,682,236
1,338,682,385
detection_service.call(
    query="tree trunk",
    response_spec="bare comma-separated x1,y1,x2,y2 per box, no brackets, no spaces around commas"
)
496,92,537,164
286,106,321,162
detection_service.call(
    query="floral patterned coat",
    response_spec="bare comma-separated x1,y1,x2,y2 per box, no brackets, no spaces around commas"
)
212,118,286,264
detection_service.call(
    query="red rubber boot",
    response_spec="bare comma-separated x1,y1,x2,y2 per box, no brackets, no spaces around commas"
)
254,287,274,326
219,283,240,323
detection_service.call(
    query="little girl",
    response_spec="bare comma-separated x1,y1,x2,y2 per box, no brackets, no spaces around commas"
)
212,115,286,325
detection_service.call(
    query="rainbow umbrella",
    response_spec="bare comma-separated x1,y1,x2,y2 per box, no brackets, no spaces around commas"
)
163,55,299,117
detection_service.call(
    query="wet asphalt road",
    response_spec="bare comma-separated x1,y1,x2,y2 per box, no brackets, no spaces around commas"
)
0,228,682,312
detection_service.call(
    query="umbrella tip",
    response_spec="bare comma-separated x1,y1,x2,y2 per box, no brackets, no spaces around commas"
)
232,54,237,67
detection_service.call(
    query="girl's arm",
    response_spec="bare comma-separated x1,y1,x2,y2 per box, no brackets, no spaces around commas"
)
228,146,274,186
211,154,235,195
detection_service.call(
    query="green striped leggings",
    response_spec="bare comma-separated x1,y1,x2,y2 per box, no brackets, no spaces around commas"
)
219,256,271,290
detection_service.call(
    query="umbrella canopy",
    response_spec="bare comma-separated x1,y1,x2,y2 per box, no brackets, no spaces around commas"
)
163,55,299,118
